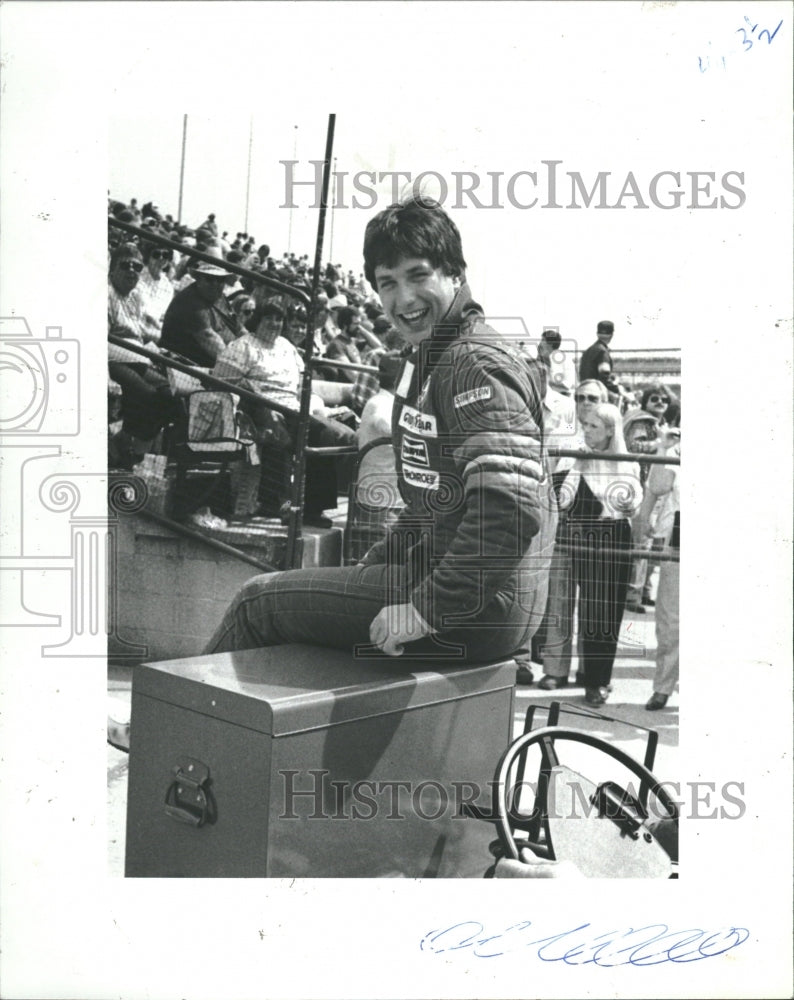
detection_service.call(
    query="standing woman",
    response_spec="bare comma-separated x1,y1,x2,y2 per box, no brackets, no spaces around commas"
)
553,403,642,706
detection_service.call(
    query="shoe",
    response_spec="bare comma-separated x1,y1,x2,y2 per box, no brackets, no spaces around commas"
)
516,664,535,686
645,692,669,711
538,675,568,691
625,602,646,614
584,687,605,706
641,594,656,607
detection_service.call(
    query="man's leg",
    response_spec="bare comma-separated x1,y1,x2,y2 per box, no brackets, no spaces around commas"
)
204,562,396,654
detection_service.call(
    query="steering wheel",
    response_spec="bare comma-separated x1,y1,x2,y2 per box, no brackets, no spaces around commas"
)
492,726,679,877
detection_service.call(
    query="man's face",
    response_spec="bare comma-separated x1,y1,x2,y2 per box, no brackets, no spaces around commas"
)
110,256,143,295
195,274,227,305
645,389,669,418
597,328,614,345
374,257,457,348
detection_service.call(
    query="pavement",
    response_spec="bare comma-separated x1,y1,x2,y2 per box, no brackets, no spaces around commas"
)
107,597,675,878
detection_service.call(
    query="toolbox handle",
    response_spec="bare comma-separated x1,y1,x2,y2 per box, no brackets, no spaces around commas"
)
163,757,215,828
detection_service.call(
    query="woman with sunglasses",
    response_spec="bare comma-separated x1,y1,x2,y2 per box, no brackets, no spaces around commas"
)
228,292,257,337
623,382,673,612
537,379,609,690
136,243,175,338
549,402,642,706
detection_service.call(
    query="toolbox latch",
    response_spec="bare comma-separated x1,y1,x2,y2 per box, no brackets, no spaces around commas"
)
164,757,217,828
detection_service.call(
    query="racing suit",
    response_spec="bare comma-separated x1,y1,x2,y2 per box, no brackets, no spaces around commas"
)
205,286,555,664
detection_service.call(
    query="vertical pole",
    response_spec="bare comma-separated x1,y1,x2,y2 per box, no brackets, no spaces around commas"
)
287,124,298,253
328,156,337,263
177,114,188,224
284,114,336,570
244,116,253,233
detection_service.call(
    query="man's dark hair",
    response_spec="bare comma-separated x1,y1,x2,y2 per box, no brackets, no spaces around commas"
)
260,301,285,320
542,329,562,350
336,306,356,332
363,197,466,289
640,382,669,412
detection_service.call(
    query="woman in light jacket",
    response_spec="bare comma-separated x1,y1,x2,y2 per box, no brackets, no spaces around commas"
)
553,402,642,706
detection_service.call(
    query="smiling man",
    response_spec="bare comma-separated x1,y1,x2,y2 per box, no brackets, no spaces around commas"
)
205,196,553,664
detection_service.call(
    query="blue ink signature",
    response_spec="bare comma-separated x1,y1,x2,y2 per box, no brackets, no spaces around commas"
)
420,920,750,965
698,14,784,72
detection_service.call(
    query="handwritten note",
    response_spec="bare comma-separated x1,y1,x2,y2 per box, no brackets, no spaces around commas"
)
421,919,749,965
698,14,783,72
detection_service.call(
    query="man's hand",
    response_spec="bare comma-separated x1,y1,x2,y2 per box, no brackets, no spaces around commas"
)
369,602,434,656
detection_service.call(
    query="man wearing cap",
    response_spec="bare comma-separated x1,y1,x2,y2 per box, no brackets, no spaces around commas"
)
206,197,553,665
161,251,237,366
578,320,615,385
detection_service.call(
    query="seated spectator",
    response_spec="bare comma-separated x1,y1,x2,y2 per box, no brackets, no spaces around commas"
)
640,382,671,428
108,243,160,345
623,408,661,459
160,251,238,366
350,319,403,415
357,351,400,450
107,244,176,469
324,306,383,383
136,243,175,337
212,302,356,526
228,292,257,337
199,213,218,236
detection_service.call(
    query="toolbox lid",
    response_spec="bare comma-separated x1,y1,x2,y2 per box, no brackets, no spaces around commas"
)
135,645,515,736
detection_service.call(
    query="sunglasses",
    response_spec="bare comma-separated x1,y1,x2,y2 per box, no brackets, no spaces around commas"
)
118,260,143,273
648,394,669,404
575,393,601,403
149,250,172,261
241,306,255,315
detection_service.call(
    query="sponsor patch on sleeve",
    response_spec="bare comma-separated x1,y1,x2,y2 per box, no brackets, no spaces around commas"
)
398,404,437,437
401,436,429,467
402,465,440,490
453,385,493,408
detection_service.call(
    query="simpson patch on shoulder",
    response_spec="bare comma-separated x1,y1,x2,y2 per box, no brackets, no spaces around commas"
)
454,385,493,408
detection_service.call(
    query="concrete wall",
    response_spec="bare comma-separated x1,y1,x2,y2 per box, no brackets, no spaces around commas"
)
109,511,342,664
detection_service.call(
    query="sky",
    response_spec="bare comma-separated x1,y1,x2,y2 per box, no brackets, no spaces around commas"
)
107,95,780,354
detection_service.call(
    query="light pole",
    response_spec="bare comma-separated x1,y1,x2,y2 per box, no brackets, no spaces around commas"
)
177,114,187,224
287,124,298,253
243,116,253,234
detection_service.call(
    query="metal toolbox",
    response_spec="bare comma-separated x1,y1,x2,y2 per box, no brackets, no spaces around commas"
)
125,645,515,877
